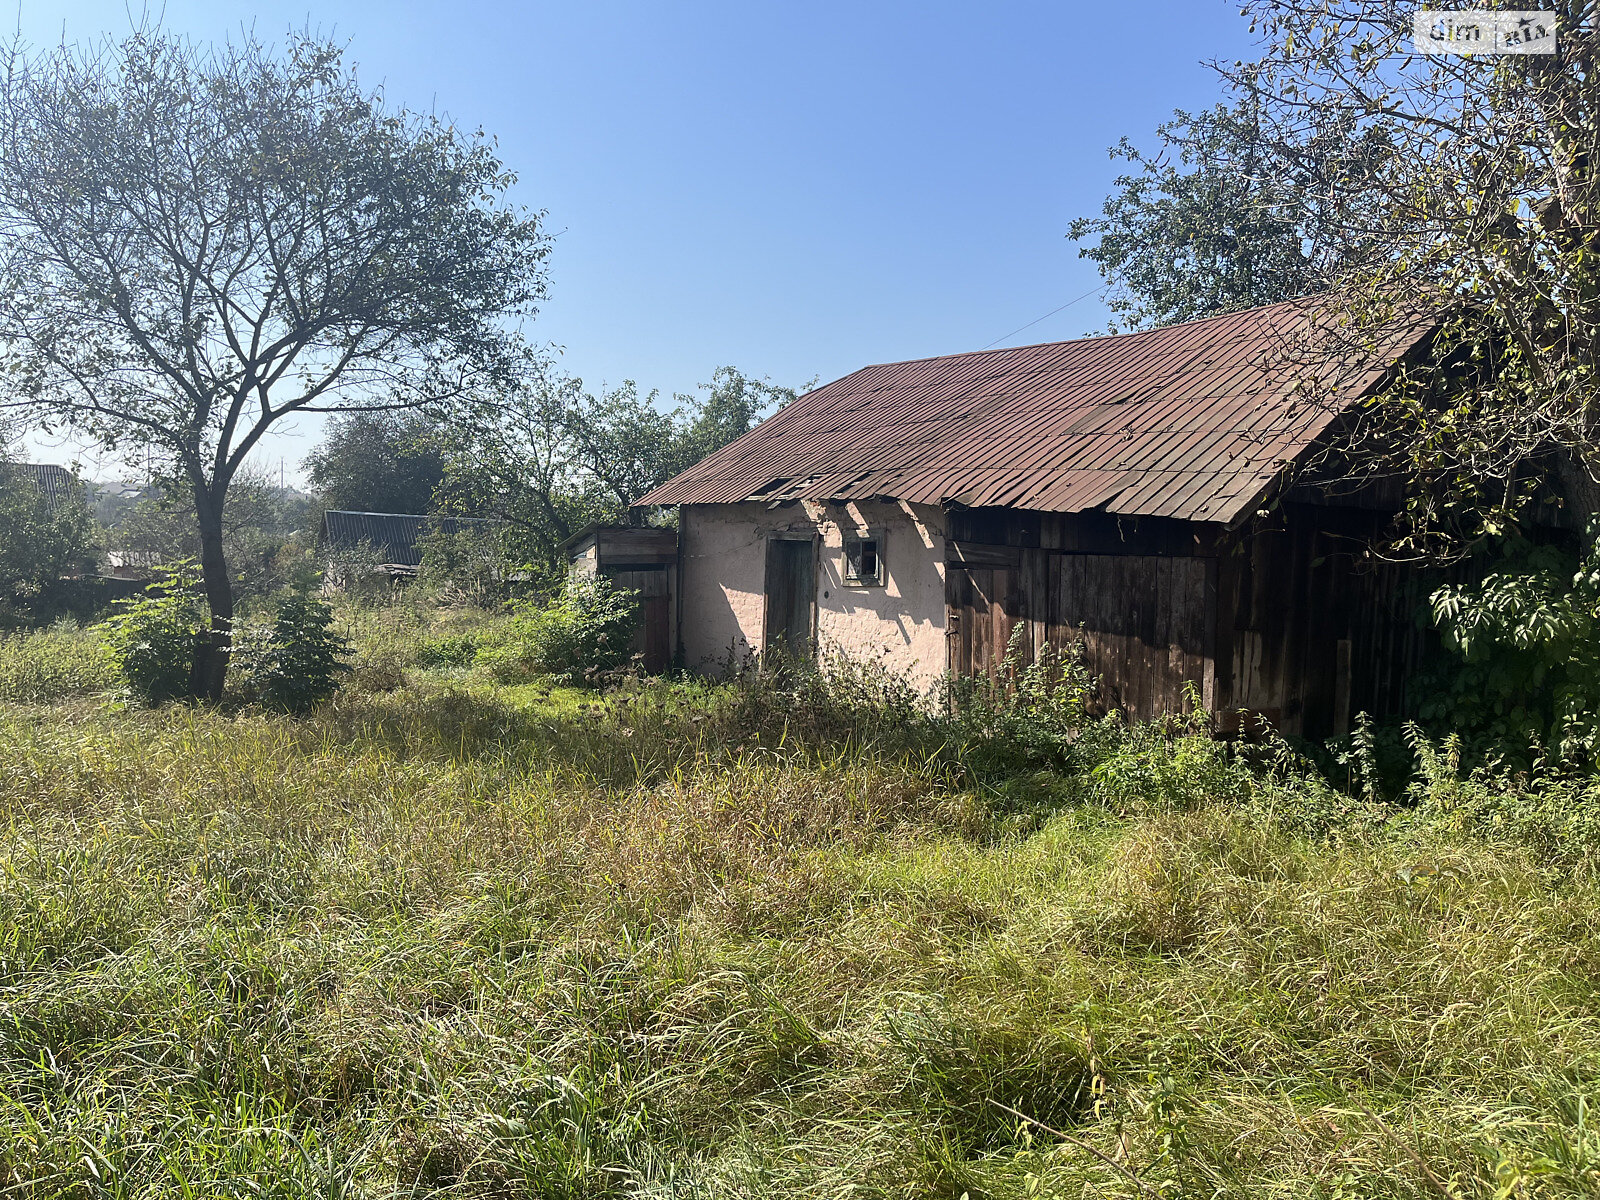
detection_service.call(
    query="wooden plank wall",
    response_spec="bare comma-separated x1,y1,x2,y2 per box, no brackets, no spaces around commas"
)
1054,555,1215,719
1211,511,1445,735
607,567,671,672
946,549,1213,722
946,504,1448,738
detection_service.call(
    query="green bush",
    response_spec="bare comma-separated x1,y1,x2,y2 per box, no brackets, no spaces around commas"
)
1090,724,1252,814
96,569,203,706
232,592,350,714
478,574,640,681
1424,523,1600,766
415,632,481,669
941,631,1114,777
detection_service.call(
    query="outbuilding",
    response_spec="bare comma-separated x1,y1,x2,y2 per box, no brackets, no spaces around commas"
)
638,299,1455,738
319,510,501,579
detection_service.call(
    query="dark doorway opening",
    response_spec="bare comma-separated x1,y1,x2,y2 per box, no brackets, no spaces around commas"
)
763,537,815,656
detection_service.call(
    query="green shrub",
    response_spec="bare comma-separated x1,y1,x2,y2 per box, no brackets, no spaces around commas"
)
96,569,203,706
1424,523,1600,767
416,632,481,669
1090,722,1253,814
941,631,1114,777
0,625,117,702
232,592,350,714
478,574,640,681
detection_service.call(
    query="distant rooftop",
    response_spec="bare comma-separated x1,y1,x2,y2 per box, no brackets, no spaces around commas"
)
2,461,77,507
320,510,498,568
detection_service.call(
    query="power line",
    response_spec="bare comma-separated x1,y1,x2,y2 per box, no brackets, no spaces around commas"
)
980,283,1108,351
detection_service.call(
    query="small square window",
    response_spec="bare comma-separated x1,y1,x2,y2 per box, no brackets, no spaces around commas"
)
843,530,884,586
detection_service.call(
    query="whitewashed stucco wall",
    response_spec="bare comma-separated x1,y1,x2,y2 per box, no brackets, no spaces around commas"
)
677,501,948,693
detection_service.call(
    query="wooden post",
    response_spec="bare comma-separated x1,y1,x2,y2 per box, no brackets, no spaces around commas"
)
1334,637,1352,736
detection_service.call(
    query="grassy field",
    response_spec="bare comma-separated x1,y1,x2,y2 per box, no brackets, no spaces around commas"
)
2,608,1600,1198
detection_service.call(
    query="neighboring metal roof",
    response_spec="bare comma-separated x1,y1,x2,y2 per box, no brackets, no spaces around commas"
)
636,298,1434,524
2,461,77,507
320,510,498,567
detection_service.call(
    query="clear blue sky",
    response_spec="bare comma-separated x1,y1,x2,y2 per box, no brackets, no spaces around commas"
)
17,0,1258,479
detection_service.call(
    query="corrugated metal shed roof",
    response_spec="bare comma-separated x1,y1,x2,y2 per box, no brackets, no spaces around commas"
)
2,461,77,507
320,510,498,567
636,298,1433,524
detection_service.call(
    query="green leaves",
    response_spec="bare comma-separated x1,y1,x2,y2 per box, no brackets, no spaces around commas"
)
96,564,206,706
0,28,549,692
0,464,99,628
1424,522,1600,765
1069,97,1373,330
476,573,642,683
231,591,349,714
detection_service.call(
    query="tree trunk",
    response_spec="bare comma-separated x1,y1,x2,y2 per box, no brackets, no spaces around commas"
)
190,487,233,701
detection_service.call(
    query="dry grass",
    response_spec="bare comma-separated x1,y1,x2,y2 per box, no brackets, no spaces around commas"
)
0,612,1598,1197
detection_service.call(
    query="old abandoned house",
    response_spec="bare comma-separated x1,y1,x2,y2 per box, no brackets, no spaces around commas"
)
635,298,1451,738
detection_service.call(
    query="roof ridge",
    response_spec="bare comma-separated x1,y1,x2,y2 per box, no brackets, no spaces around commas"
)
849,295,1319,375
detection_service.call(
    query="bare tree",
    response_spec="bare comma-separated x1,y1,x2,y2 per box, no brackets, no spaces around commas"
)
0,29,549,695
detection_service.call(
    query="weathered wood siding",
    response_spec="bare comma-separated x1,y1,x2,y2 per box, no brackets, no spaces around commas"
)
569,526,678,673
1212,508,1442,734
946,553,1214,721
608,567,672,672
945,504,1443,738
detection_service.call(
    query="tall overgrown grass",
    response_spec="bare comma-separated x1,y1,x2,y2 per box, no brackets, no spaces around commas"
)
1,618,1599,1197
0,623,116,703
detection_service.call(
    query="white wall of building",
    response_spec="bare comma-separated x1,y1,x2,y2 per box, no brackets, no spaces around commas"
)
677,500,948,693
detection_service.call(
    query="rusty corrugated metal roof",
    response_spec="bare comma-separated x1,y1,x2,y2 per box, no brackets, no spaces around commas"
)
320,510,499,567
636,298,1432,524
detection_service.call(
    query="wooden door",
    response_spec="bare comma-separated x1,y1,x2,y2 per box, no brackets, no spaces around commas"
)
763,537,815,656
606,568,670,672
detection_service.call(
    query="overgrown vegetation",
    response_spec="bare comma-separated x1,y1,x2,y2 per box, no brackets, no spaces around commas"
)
96,568,206,707
231,592,351,714
0,623,116,703
2,603,1600,1197
1424,524,1600,768
477,573,642,682
0,462,99,628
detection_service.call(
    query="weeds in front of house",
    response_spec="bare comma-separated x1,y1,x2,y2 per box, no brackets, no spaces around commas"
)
4,613,1600,1197
0,621,117,702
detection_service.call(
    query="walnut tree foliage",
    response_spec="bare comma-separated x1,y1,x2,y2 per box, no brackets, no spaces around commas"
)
1426,524,1600,764
0,30,548,695
1069,97,1385,331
